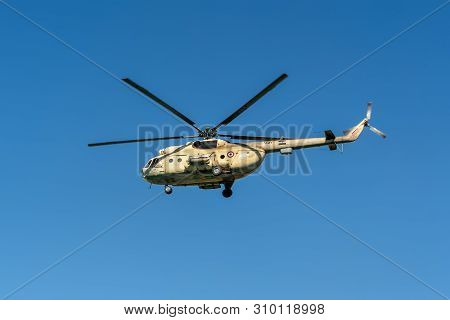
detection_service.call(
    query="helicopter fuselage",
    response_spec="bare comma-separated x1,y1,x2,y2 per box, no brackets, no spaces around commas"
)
142,139,265,188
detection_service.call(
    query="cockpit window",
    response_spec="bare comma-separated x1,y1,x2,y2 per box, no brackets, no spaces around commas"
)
151,158,160,167
192,140,218,149
145,158,160,168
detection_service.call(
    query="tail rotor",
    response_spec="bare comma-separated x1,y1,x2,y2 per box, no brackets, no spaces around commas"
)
365,102,386,139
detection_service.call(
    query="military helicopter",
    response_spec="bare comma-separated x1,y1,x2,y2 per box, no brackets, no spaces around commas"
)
89,74,386,197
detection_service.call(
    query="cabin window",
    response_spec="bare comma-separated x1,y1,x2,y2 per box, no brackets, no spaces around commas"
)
192,140,218,149
169,158,174,163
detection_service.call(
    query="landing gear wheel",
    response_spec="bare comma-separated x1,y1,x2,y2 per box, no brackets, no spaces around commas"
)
222,180,234,198
164,185,173,195
212,166,222,176
222,189,232,198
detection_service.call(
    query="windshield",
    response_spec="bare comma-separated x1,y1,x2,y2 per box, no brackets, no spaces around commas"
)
144,158,160,168
192,140,218,149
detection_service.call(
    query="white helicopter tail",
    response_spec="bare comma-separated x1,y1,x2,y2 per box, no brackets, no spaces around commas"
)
343,102,387,140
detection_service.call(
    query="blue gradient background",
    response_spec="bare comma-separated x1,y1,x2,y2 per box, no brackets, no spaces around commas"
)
1,0,449,299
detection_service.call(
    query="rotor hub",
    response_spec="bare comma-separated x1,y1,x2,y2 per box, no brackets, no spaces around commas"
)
201,127,218,139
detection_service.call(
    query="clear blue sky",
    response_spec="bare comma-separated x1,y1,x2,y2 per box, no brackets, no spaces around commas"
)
1,0,449,299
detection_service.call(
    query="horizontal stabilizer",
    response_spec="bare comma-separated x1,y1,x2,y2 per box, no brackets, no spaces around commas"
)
324,130,337,151
324,130,336,141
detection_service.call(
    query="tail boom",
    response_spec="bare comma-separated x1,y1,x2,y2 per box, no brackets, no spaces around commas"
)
248,122,365,153
249,102,385,153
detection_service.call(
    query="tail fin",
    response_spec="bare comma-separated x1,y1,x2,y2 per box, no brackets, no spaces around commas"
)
343,126,355,135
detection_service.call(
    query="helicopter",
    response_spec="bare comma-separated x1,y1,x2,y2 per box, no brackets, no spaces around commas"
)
89,73,386,198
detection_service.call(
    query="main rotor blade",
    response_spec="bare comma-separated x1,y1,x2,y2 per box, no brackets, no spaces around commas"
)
122,78,202,133
212,73,288,131
88,135,199,147
218,134,287,141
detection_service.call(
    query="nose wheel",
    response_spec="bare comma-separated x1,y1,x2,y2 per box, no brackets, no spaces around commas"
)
164,185,173,195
